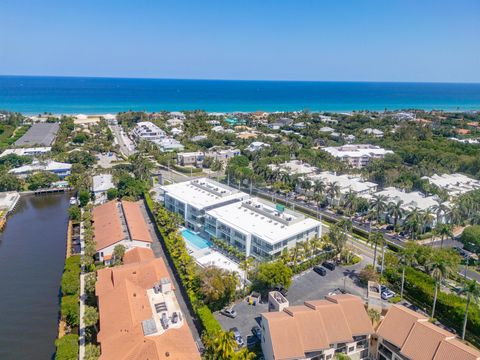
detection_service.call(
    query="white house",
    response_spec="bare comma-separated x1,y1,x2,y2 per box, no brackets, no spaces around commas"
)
92,174,115,205
9,160,72,179
323,144,393,169
132,121,166,142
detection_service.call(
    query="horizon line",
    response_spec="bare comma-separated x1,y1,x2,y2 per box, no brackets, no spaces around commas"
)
1,74,480,85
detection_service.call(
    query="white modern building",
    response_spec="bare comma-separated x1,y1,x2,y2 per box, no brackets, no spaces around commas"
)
422,173,480,198
153,137,185,152
205,198,321,259
92,174,115,205
132,121,166,142
307,171,378,201
206,148,240,163
323,144,393,169
177,152,205,166
270,160,318,176
9,160,72,179
0,147,51,157
246,141,270,152
363,128,384,138
161,178,249,232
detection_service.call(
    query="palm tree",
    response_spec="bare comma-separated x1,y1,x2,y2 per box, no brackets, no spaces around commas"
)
387,200,404,229
301,240,312,259
460,280,480,340
398,242,418,299
313,179,327,195
369,194,387,225
313,192,325,220
431,199,449,225
310,236,322,256
427,251,458,318
327,182,340,204
421,208,435,234
343,190,358,217
437,223,453,248
239,257,254,289
203,331,238,359
367,231,384,269
367,308,381,327
405,208,421,240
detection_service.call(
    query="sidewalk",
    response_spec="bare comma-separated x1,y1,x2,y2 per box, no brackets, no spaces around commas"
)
78,211,86,360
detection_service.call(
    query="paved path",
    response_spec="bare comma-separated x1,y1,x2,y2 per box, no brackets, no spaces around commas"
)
139,200,203,350
78,213,86,360
109,124,136,157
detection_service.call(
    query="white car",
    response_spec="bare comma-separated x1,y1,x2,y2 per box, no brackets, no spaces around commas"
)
381,289,395,300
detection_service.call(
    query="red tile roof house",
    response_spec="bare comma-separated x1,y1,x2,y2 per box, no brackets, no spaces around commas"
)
96,247,201,360
93,200,153,265
260,294,374,360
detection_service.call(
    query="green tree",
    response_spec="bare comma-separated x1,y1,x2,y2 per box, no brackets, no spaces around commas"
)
106,187,118,200
79,189,90,207
460,280,480,340
254,261,292,291
398,241,419,300
26,171,59,190
113,244,126,265
84,344,100,360
68,205,81,222
202,330,238,360
84,305,99,333
199,266,239,310
61,295,79,327
367,232,384,269
461,225,480,252
55,334,79,360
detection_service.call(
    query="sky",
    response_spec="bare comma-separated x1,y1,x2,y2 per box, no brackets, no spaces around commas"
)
1,0,479,82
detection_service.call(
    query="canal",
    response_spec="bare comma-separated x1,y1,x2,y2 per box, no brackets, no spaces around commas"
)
0,193,70,360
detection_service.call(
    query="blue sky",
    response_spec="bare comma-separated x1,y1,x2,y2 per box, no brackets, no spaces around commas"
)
1,0,479,82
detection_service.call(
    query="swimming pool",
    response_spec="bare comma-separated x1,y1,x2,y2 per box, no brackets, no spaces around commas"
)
181,229,212,250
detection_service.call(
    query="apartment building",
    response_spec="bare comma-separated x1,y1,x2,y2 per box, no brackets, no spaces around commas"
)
177,152,205,166
92,174,115,205
375,305,480,360
93,200,153,264
421,173,480,199
160,178,249,232
96,247,201,360
205,197,321,258
270,160,318,176
206,148,241,163
323,144,393,169
261,294,374,360
132,121,166,142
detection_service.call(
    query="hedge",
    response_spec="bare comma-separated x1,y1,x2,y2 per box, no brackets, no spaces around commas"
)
385,266,480,345
61,255,81,296
172,164,203,174
144,192,222,336
55,334,79,360
61,295,80,327
291,251,334,274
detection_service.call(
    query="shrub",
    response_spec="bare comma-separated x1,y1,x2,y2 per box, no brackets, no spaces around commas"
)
196,305,222,336
68,205,81,222
359,265,379,285
55,334,79,360
61,295,79,327
254,261,293,291
461,226,480,253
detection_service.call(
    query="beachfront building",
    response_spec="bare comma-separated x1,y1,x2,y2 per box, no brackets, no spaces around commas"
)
205,197,321,259
269,160,318,176
8,160,72,179
260,294,373,360
92,174,115,205
96,247,201,360
160,178,249,232
93,200,153,264
132,121,166,142
421,173,480,199
375,304,480,360
306,171,378,204
0,146,51,158
323,144,393,169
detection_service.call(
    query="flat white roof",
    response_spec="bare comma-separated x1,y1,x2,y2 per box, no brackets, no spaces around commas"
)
9,160,72,174
196,251,245,280
270,160,317,175
422,173,480,196
206,198,320,245
93,174,114,193
308,171,377,194
161,178,247,210
362,187,438,212
0,147,51,157
323,144,393,158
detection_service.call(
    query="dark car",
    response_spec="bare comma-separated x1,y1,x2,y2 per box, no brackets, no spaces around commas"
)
273,285,288,297
313,265,327,276
322,261,336,271
230,327,245,347
252,325,262,339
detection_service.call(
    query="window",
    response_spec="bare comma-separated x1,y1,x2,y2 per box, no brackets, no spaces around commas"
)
348,346,354,353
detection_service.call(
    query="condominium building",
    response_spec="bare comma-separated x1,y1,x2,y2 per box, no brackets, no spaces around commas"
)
270,160,318,176
132,121,166,142
421,173,480,199
206,148,241,163
177,152,205,166
93,200,153,264
154,137,185,152
261,294,374,360
375,305,480,360
307,171,378,202
0,146,51,157
96,247,201,360
160,178,249,232
205,197,321,258
323,144,393,169
8,160,72,179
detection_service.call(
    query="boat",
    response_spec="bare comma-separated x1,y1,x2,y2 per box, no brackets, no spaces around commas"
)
69,197,78,206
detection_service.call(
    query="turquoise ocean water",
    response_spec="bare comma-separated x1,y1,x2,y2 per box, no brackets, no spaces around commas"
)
0,76,479,114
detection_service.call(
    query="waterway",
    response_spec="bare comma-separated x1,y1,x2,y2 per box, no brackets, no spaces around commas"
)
0,193,70,360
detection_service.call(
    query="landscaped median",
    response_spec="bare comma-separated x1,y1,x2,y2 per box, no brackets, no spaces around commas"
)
144,192,222,336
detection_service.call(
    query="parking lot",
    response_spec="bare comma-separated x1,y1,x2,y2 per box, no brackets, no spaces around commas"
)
215,258,368,345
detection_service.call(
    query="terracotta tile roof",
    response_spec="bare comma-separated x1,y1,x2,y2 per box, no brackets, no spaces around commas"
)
96,249,200,360
93,201,125,251
122,201,153,243
376,304,427,348
124,247,155,264
378,305,480,360
262,295,373,360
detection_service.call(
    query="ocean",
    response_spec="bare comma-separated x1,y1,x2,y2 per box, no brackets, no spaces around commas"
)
0,76,479,114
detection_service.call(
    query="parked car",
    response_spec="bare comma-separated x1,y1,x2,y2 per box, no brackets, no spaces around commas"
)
252,325,262,339
381,289,396,300
322,261,336,271
313,265,327,276
220,307,237,318
230,327,245,347
273,285,288,297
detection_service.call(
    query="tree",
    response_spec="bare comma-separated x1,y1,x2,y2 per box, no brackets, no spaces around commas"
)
367,308,381,327
202,330,238,360
359,265,379,285
26,171,59,190
61,295,79,327
461,225,480,252
404,208,421,240
437,223,453,248
113,244,126,265
68,205,81,222
239,257,254,289
84,305,99,333
84,273,97,295
84,344,101,360
398,242,419,300
199,266,239,310
369,194,387,224
106,187,118,200
460,280,480,340
79,189,90,207
387,200,404,229
55,334,79,360
0,172,22,191
254,261,293,291
367,232,384,269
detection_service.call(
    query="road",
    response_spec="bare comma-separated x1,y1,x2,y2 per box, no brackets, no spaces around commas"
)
109,124,136,157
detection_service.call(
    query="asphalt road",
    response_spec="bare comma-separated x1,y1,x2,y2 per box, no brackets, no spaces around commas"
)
110,124,136,157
